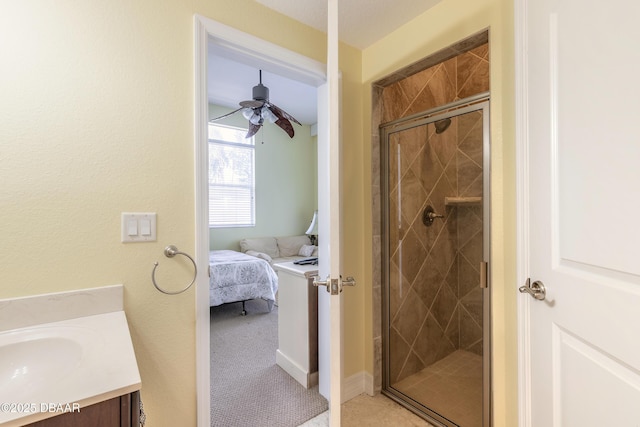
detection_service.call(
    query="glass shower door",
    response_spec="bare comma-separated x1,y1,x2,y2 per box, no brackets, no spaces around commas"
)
382,101,490,427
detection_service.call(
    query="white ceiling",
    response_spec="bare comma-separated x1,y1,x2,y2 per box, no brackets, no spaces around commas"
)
255,0,442,50
208,0,442,126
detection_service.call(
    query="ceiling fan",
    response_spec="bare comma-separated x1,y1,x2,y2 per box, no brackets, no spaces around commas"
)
209,70,301,139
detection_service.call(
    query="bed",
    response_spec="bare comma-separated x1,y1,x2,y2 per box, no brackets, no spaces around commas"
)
209,249,278,315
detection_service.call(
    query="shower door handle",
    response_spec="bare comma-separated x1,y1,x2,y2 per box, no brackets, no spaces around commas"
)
480,261,488,289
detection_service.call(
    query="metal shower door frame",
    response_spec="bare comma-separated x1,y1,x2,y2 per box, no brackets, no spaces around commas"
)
379,93,491,427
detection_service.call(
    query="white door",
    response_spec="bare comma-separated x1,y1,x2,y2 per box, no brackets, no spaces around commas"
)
316,79,345,425
316,1,352,423
520,1,640,425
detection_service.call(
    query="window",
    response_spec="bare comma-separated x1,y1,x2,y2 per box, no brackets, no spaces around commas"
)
208,123,255,227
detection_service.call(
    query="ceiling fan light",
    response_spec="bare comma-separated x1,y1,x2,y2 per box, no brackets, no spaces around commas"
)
262,107,278,123
249,112,263,126
242,108,253,120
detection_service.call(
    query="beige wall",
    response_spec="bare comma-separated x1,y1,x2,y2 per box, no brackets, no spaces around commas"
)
1,3,198,426
0,1,364,426
361,0,517,426
1,0,515,425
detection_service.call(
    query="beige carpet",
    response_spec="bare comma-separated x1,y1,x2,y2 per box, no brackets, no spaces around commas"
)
210,299,328,427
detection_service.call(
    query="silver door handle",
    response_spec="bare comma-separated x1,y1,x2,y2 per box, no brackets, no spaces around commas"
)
342,276,356,287
519,278,546,301
313,275,356,295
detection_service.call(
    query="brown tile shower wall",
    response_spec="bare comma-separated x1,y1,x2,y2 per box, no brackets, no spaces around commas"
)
381,44,489,123
455,112,484,358
380,44,489,384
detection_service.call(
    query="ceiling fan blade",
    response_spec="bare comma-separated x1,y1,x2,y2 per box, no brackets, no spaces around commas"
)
246,123,261,138
208,107,243,122
240,100,264,109
275,118,295,138
267,102,301,126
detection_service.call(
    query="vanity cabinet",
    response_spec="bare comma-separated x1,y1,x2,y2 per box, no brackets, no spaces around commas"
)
26,391,139,427
272,261,319,389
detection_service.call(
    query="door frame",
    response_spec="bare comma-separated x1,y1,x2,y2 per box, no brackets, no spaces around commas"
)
193,15,327,426
514,0,532,425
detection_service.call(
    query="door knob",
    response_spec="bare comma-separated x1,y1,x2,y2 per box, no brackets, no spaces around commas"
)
342,276,356,287
519,278,546,301
313,275,356,295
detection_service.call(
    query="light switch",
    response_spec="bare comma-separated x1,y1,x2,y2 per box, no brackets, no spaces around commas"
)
140,219,151,236
121,213,157,243
127,219,138,236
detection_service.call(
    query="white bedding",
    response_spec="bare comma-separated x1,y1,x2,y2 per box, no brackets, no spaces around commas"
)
208,250,278,309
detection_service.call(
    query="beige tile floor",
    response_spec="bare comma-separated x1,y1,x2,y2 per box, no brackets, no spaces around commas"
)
299,393,434,427
342,394,435,427
394,350,483,427
299,350,482,427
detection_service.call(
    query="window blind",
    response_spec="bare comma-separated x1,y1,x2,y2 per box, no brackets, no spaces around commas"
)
208,124,255,228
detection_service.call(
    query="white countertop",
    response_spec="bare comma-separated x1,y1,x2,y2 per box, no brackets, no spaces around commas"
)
273,261,319,278
0,285,141,426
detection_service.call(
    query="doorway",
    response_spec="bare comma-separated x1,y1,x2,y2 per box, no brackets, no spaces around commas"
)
194,17,328,426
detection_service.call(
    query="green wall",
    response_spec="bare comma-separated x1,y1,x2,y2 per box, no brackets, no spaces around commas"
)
208,104,318,250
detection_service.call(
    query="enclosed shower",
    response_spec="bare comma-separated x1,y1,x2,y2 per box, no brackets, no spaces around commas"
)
380,95,490,427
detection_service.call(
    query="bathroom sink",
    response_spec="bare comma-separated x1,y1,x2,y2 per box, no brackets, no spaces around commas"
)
0,286,140,427
0,326,95,400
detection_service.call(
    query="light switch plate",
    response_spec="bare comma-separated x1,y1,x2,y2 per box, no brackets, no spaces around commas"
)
121,212,157,243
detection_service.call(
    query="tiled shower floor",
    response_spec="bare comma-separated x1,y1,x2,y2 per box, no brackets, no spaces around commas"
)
393,350,483,427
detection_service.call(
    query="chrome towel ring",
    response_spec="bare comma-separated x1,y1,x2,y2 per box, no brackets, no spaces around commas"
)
151,245,197,295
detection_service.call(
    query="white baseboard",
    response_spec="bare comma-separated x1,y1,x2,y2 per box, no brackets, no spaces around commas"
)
342,371,371,403
274,358,373,402
364,372,375,396
276,350,312,389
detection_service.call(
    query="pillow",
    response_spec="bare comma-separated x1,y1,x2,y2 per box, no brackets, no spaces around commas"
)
277,235,311,257
298,245,316,257
239,237,279,258
246,250,273,264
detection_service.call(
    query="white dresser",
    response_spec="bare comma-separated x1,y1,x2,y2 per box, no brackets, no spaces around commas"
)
272,261,319,388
